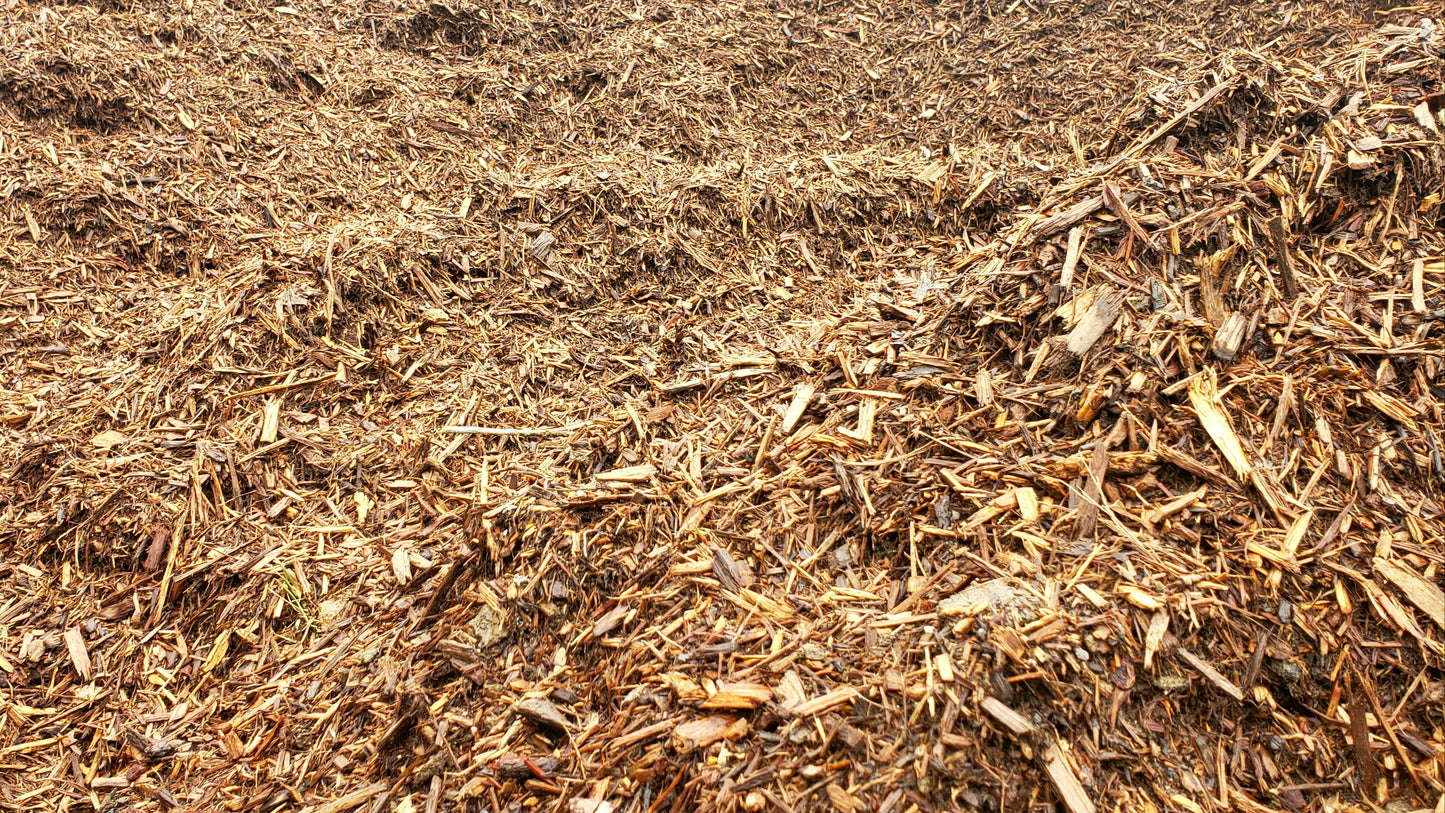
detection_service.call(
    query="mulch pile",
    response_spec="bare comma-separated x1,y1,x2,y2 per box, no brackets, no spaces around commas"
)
2,0,1443,811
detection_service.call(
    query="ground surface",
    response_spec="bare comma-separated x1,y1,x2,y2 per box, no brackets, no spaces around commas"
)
2,0,1444,811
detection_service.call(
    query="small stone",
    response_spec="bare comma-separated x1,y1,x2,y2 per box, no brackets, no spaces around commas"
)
513,698,569,732
469,606,508,649
1152,674,1189,692
835,722,866,751
937,578,1041,622
124,729,176,761
316,597,348,627
1269,660,1304,684
97,791,132,813
411,751,452,787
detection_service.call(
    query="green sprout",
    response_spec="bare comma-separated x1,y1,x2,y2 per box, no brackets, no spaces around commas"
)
275,567,319,632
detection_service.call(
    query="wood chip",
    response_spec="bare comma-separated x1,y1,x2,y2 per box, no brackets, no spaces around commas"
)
63,629,91,682
2,5,1440,811
1373,557,1445,630
981,697,1096,813
1176,647,1245,701
673,716,747,753
1189,370,1251,480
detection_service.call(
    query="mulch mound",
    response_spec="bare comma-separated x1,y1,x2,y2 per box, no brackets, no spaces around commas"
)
2,0,1443,811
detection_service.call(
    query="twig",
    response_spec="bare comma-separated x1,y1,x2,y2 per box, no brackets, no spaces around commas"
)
440,423,585,436
222,373,337,401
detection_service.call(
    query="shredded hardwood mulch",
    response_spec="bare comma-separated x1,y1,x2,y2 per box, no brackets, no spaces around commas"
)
2,0,1443,811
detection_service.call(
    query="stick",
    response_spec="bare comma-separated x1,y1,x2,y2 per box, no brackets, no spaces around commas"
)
1112,78,1238,167
1269,216,1299,301
441,423,584,437
222,372,337,402
1346,667,1375,794
1031,78,1239,241
1177,647,1245,701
